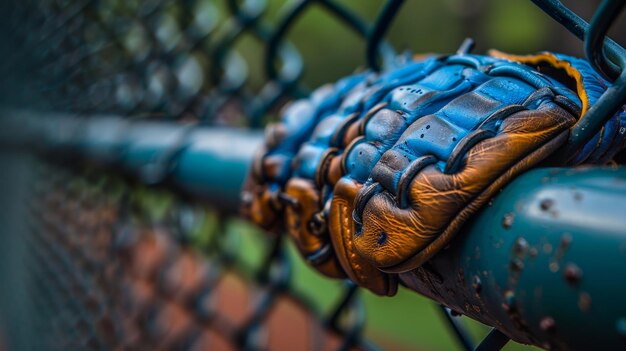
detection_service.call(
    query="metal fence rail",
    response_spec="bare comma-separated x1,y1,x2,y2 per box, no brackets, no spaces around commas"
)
1,1,626,351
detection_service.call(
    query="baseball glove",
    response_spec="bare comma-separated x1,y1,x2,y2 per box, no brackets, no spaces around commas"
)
242,51,626,296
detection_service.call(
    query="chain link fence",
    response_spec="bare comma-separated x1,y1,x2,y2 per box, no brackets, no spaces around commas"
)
0,2,449,349
1,0,625,350
23,162,380,350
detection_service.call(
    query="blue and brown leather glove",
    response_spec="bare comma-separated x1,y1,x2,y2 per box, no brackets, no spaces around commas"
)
242,51,626,296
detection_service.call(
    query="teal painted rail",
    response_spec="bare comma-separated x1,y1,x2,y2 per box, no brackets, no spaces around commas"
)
403,166,626,350
0,111,262,211
2,110,625,350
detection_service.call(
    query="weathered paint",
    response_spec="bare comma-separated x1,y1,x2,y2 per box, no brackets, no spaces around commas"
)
400,166,626,350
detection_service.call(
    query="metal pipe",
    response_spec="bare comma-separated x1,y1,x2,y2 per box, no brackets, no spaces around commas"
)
0,110,263,211
400,166,626,350
2,111,626,349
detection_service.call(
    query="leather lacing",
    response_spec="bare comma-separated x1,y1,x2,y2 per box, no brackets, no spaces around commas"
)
245,52,617,294
348,60,582,239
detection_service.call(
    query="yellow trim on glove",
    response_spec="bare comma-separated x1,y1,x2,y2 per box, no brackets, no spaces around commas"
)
489,50,589,116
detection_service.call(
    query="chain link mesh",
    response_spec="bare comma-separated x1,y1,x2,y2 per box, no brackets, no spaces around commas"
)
25,162,378,350
3,0,623,350
0,0,399,128
0,0,405,348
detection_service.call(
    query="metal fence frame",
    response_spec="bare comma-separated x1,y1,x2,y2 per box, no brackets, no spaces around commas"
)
1,0,626,350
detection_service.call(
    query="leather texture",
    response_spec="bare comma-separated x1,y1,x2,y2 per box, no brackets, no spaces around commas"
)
490,50,626,164
242,52,626,295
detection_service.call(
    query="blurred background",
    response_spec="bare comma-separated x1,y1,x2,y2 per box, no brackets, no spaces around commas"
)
0,1,624,350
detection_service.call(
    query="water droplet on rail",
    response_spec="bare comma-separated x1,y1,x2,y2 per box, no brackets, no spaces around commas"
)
502,213,514,229
472,275,482,294
514,237,528,254
543,242,553,254
563,263,583,285
540,316,556,332
549,261,559,273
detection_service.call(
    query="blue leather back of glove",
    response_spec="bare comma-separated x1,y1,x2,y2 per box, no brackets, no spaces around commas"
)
285,54,582,204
